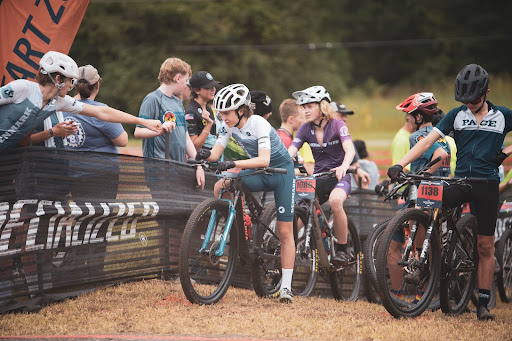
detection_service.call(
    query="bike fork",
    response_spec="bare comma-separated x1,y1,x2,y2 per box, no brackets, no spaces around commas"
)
199,199,237,257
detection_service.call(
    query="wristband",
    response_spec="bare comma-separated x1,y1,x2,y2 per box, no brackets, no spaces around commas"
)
202,130,210,135
49,128,54,137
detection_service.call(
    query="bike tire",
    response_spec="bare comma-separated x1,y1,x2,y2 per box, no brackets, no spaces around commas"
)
496,227,512,303
375,208,441,318
440,214,478,315
362,218,390,304
179,198,239,304
329,217,362,302
292,205,319,297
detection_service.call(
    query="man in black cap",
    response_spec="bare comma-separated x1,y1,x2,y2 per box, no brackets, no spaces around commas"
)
185,71,221,150
331,101,354,122
331,101,370,188
250,90,273,120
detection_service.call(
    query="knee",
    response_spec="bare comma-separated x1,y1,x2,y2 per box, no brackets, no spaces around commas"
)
477,238,494,258
329,196,345,211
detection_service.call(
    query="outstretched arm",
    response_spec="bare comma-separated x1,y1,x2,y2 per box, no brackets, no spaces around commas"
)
80,104,161,133
397,129,442,168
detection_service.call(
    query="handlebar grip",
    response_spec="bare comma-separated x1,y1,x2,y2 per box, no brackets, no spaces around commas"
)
425,155,442,169
465,177,491,183
266,167,288,174
187,159,202,165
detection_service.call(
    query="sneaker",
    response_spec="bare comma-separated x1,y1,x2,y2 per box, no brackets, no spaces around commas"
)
477,306,495,321
279,288,293,304
331,250,349,266
404,268,428,286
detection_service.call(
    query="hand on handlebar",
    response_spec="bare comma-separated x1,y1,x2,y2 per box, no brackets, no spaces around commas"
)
330,165,349,181
216,160,236,172
387,164,404,182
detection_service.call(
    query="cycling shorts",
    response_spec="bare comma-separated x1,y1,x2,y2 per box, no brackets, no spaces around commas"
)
442,180,499,237
315,174,351,205
240,162,296,222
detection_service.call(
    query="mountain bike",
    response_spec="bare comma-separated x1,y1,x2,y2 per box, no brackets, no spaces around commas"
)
375,171,488,318
496,226,512,303
291,168,362,301
179,160,293,304
363,157,442,307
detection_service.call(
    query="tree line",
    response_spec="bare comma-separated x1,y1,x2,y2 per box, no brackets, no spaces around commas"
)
70,0,512,130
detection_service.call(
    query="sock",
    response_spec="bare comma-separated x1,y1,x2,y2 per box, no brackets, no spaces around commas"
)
391,289,403,299
281,268,293,291
478,289,491,308
336,243,347,253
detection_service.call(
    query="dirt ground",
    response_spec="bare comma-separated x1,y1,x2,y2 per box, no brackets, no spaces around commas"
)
1,279,511,341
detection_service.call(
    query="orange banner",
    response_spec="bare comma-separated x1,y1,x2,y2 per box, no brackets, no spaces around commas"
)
0,0,89,86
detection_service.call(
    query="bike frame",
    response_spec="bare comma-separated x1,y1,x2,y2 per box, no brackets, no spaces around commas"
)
199,170,275,264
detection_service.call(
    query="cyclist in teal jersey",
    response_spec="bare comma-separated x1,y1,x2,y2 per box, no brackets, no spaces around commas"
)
0,51,161,152
388,64,512,320
196,84,296,303
396,92,451,176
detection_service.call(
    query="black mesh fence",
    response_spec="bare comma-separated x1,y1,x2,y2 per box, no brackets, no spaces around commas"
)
0,147,218,313
0,147,401,312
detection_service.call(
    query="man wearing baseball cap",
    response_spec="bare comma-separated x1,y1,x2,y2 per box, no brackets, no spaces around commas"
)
330,101,370,188
331,101,354,121
250,90,273,120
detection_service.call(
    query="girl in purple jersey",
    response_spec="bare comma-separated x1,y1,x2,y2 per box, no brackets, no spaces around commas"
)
288,86,369,265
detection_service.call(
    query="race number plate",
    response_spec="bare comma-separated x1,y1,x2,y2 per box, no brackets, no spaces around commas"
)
296,176,316,199
417,180,443,208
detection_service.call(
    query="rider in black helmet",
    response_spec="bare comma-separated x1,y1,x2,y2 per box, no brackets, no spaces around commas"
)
454,63,489,114
388,63,512,321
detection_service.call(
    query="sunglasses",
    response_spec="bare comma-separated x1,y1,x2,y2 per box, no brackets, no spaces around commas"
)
464,96,483,105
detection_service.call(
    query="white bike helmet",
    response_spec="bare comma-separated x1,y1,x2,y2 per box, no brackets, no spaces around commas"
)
39,51,79,79
292,85,331,105
213,84,251,112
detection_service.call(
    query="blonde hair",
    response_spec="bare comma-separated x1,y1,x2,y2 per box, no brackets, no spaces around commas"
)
158,57,191,84
279,99,300,123
320,100,335,121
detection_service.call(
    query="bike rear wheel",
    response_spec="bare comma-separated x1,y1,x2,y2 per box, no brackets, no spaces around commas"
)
375,208,441,318
252,202,318,298
496,227,512,303
179,198,239,304
440,214,478,315
328,217,362,302
292,206,318,297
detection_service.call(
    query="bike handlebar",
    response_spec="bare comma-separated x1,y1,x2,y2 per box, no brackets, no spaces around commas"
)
187,159,287,175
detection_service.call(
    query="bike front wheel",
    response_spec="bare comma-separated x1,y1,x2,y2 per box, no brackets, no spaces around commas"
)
375,208,441,318
440,214,478,315
179,198,239,304
496,227,512,303
362,218,390,304
328,217,362,302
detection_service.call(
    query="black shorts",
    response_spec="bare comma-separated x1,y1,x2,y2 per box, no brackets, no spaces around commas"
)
442,180,499,237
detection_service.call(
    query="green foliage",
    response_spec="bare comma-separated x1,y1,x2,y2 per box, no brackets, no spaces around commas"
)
69,0,512,134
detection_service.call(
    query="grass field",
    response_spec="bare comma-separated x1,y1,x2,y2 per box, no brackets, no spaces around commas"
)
1,280,510,340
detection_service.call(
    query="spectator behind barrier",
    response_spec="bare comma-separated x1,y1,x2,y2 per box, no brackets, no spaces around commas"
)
64,64,128,200
186,71,221,151
353,139,379,190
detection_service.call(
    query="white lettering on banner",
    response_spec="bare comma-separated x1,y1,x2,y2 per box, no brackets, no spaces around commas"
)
0,108,31,143
72,202,95,246
0,199,160,256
